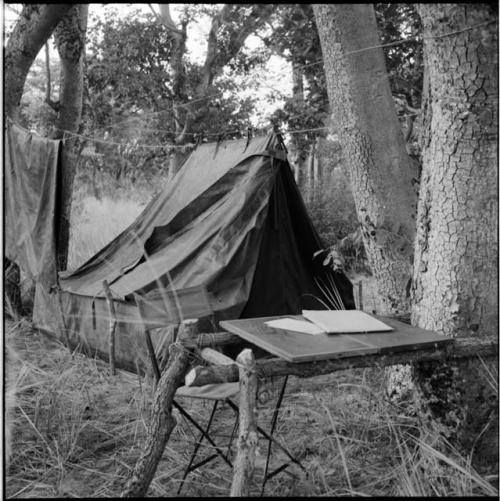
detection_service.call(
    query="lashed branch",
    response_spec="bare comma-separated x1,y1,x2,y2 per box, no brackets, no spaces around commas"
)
185,336,498,387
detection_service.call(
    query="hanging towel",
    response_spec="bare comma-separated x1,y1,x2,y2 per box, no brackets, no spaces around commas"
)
4,121,62,287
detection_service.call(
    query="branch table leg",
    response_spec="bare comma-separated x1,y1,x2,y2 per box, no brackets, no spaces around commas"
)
122,320,197,497
230,348,258,497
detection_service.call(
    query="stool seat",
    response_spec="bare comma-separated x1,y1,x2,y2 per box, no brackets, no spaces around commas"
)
176,382,240,400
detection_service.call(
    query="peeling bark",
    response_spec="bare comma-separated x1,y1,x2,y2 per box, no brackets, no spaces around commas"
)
313,4,418,315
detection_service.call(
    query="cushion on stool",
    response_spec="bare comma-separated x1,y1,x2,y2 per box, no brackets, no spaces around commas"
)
176,382,240,400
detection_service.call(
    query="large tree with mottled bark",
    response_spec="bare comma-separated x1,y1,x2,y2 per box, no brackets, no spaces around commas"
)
411,2,498,467
312,3,419,315
4,4,88,312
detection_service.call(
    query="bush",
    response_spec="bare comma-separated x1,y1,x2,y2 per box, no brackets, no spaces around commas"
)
303,167,358,248
289,136,371,274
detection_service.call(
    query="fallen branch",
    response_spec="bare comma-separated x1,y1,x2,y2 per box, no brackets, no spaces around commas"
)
185,336,498,387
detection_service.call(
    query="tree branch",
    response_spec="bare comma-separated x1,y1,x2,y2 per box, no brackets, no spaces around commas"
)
196,4,276,97
157,3,184,36
5,4,73,118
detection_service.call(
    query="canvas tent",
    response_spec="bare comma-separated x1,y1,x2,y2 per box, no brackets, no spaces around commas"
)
33,132,354,373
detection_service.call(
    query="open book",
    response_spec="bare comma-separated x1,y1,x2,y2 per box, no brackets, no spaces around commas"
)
302,310,393,334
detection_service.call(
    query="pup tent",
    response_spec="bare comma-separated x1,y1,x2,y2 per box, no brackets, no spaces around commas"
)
33,132,355,373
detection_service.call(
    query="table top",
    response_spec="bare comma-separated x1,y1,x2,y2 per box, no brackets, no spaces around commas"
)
219,313,453,363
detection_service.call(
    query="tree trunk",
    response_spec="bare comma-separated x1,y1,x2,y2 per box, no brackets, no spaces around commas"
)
52,4,88,272
412,3,498,468
313,4,418,314
305,143,315,204
313,137,321,200
290,60,307,191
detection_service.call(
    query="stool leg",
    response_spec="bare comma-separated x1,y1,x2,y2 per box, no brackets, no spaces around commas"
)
173,401,232,467
177,400,219,494
261,376,289,496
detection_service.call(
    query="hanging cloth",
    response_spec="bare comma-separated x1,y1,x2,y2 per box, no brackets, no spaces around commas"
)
4,121,62,288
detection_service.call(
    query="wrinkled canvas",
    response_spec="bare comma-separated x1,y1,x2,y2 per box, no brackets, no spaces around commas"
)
33,132,355,373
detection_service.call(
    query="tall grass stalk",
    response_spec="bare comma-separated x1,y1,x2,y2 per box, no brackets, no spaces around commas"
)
68,196,145,270
321,402,353,493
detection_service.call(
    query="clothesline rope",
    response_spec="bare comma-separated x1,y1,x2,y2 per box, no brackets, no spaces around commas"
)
58,125,333,149
59,128,196,149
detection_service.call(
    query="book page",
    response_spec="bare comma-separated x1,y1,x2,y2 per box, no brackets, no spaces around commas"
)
302,310,393,334
265,318,325,335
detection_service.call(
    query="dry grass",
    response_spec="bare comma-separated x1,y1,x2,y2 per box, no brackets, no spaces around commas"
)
67,196,146,271
5,318,498,498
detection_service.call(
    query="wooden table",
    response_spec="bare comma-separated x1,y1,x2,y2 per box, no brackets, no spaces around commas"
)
219,313,453,363
216,313,454,494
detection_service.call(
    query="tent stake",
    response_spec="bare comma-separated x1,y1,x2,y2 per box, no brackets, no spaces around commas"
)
55,288,72,353
102,280,117,376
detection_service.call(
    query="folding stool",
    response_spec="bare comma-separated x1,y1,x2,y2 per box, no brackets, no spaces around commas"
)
134,287,305,495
